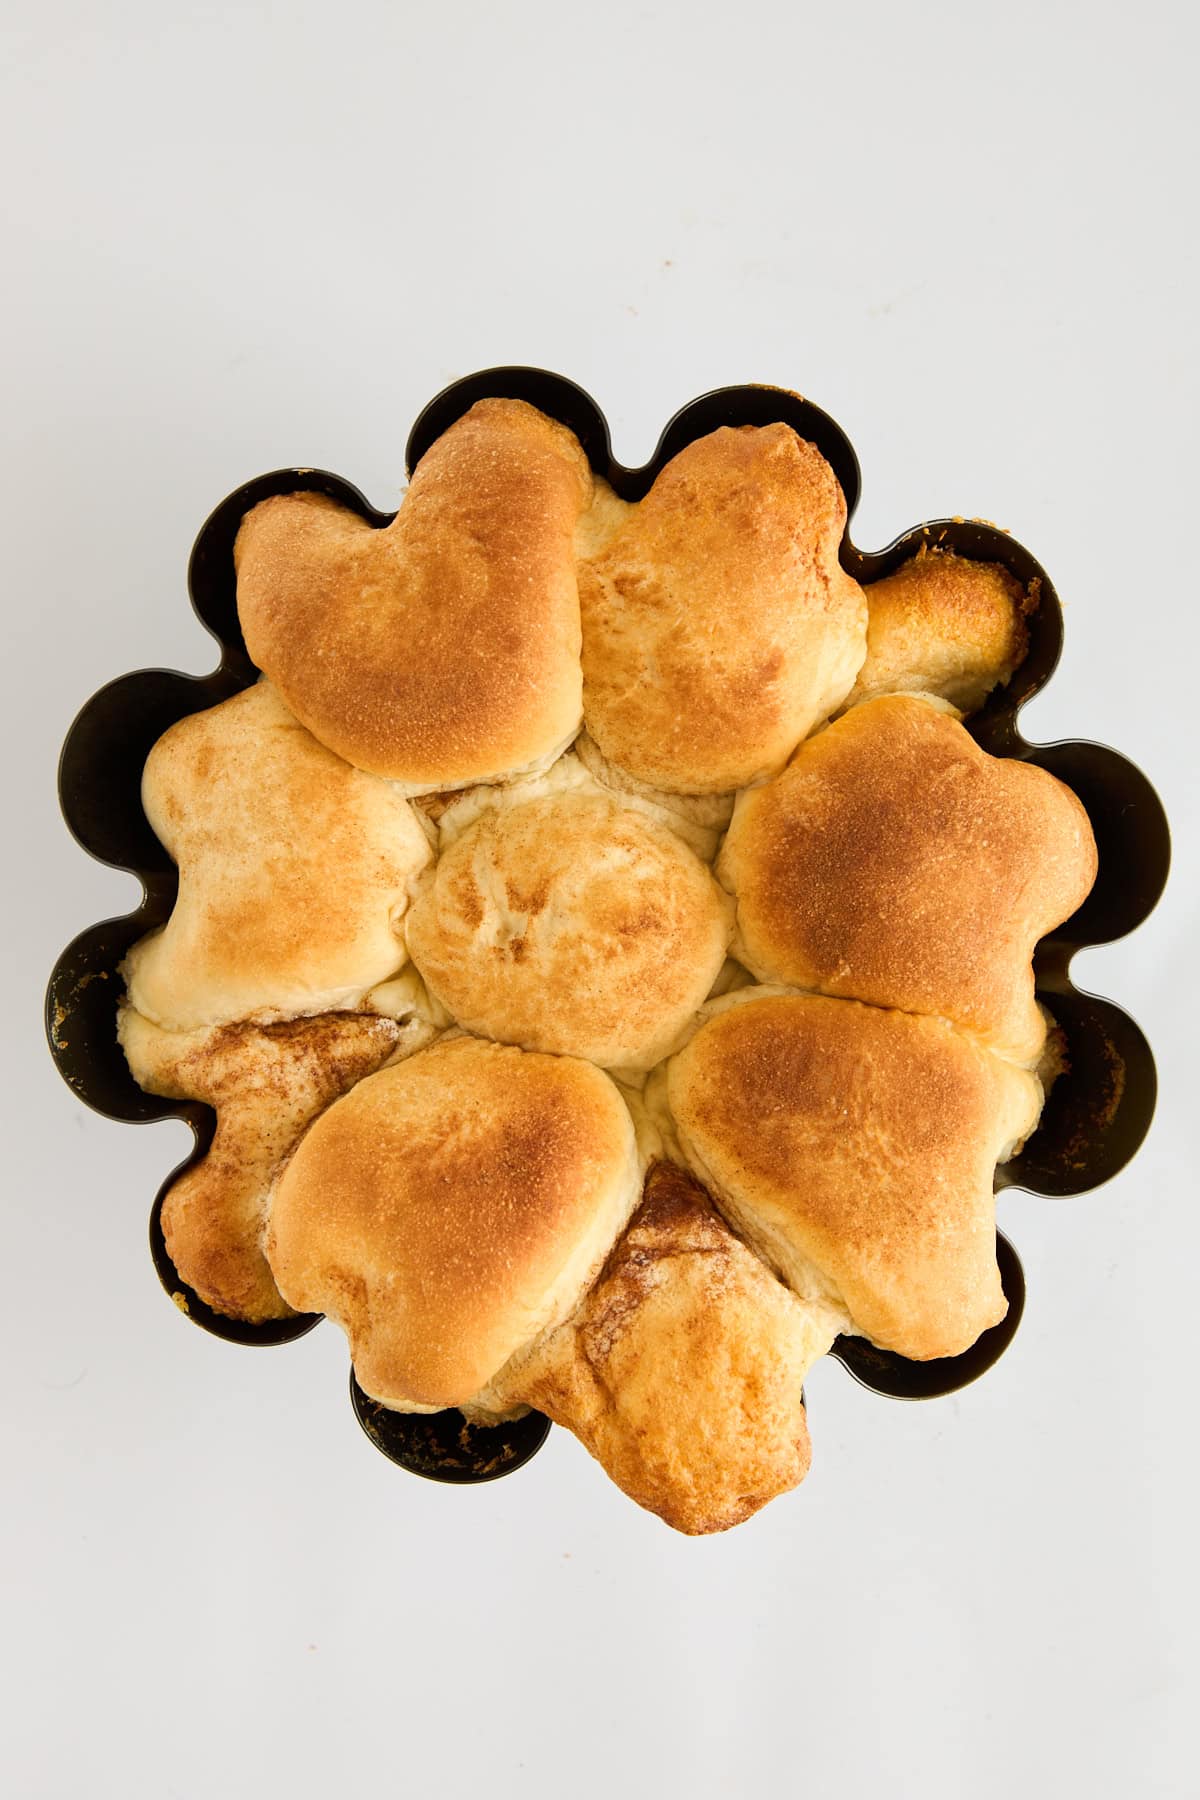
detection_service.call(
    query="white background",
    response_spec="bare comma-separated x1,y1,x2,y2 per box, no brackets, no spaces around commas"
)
2,4,1197,1796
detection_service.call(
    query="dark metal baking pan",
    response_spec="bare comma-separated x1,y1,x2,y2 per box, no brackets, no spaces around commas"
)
46,367,1170,1482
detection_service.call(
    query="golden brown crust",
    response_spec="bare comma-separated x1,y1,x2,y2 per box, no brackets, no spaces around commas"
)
718,695,1097,1063
235,399,592,790
847,548,1033,713
122,681,431,1030
579,424,867,793
496,1161,833,1533
266,1035,641,1408
406,789,733,1070
118,1006,403,1321
667,991,1042,1360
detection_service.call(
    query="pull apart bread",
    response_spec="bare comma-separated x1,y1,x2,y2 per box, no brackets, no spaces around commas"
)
718,694,1097,1065
118,396,1098,1531
845,547,1034,713
235,398,591,792
666,991,1042,1361
578,422,868,793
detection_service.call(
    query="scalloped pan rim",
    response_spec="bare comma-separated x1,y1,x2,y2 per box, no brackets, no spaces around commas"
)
45,367,1170,1483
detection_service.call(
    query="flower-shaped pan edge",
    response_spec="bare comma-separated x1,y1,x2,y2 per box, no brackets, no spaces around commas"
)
46,368,1170,1480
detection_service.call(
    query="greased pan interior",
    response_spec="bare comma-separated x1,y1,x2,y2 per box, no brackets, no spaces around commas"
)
46,368,1170,1481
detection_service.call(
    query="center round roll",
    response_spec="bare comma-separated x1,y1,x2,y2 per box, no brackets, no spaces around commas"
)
406,789,734,1070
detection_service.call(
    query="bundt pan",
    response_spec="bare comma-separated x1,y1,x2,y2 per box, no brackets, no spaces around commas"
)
46,367,1170,1486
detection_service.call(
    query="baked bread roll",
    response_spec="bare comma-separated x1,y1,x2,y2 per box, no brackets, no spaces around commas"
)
122,681,431,1031
493,1160,837,1534
266,1035,641,1409
406,787,733,1070
235,398,591,792
119,1005,405,1320
846,548,1032,713
579,424,867,794
667,990,1042,1360
718,694,1097,1064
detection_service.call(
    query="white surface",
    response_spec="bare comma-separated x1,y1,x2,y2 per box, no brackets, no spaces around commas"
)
2,4,1197,1796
